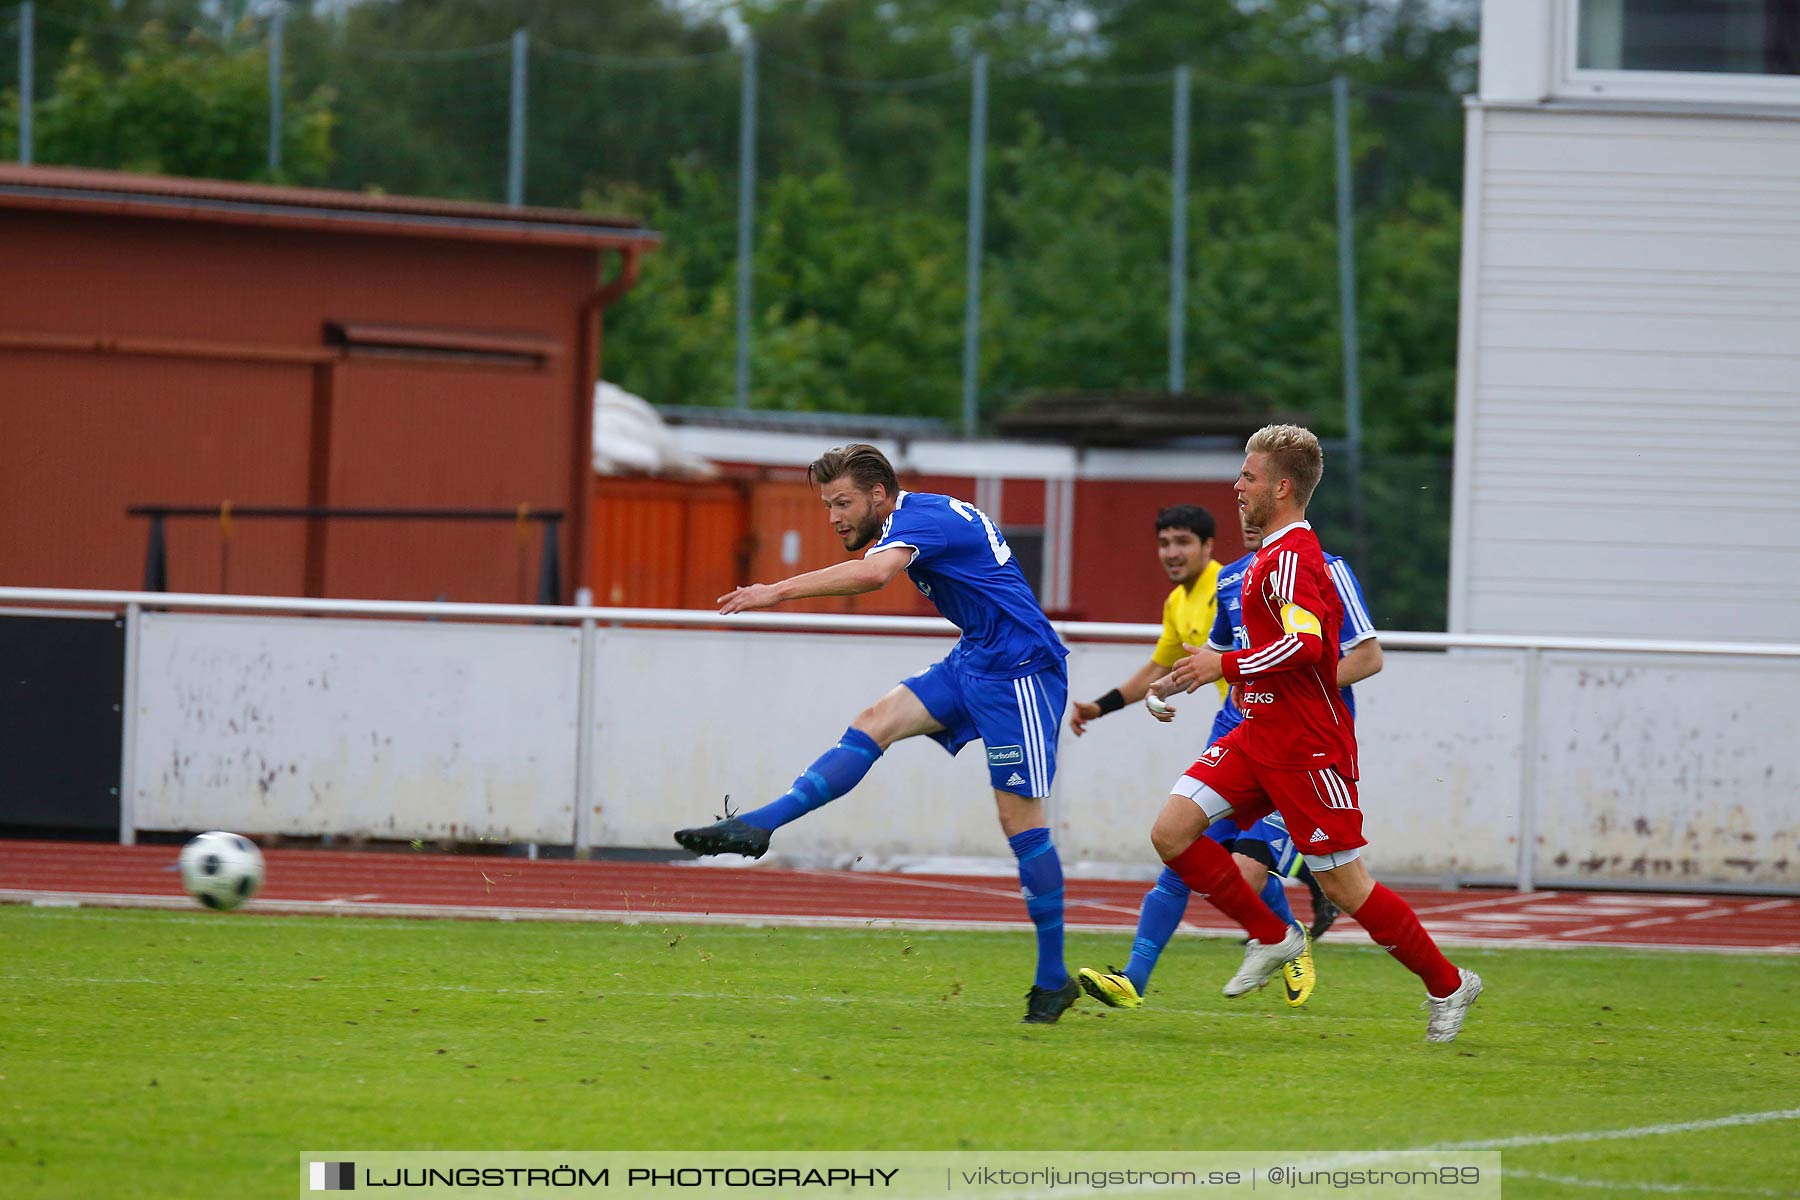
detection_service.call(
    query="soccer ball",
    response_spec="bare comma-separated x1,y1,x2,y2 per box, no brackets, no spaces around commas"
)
178,831,265,911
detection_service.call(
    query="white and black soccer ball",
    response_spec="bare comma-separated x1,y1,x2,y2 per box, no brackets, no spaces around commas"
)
178,831,265,912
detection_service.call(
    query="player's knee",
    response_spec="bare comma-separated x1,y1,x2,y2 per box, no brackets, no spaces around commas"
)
1311,861,1372,912
1236,859,1269,891
850,705,897,748
1149,819,1190,861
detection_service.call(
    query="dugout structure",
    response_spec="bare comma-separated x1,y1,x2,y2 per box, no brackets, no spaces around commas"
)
0,165,655,604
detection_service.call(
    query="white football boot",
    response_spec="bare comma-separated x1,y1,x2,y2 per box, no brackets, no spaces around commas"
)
1424,968,1484,1043
1223,923,1309,997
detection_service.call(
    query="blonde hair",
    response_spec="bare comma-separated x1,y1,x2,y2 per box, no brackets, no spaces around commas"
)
1246,424,1324,505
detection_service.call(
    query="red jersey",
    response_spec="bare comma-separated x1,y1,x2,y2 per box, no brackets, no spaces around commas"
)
1218,521,1359,778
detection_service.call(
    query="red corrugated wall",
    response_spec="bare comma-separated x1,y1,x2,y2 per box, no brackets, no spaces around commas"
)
0,207,603,601
583,471,1251,624
1069,479,1246,624
587,472,997,617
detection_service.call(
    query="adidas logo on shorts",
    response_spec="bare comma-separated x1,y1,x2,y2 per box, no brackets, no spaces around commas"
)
1309,829,1328,843
1005,772,1027,787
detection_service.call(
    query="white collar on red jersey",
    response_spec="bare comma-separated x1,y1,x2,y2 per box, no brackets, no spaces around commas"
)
1260,520,1312,547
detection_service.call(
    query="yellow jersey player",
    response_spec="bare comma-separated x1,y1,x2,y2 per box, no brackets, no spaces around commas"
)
1069,505,1222,736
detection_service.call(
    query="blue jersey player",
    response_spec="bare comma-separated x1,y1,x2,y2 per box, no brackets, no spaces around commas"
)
675,443,1080,1024
1077,517,1382,1011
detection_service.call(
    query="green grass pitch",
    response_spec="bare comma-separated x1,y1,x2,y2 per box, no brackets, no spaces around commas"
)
2,905,1795,1198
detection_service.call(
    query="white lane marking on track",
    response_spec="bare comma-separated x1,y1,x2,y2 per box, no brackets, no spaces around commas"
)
15,906,1799,958
1566,897,1715,908
1560,906,1739,939
788,869,1152,922
6,891,1798,954
1745,899,1793,912
1507,904,1666,916
1506,1168,1796,1196
1412,891,1565,916
1427,1106,1800,1150
1456,911,1576,923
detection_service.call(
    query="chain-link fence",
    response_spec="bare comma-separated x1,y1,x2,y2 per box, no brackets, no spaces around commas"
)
986,67,1178,398
1306,450,1455,634
525,42,740,210
0,4,1470,627
749,54,974,420
286,30,512,202
0,8,18,164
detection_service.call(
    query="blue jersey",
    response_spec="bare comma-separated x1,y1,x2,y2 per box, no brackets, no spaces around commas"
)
1207,549,1375,735
866,491,1067,679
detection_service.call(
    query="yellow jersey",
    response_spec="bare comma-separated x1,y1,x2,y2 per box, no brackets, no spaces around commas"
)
1152,560,1228,700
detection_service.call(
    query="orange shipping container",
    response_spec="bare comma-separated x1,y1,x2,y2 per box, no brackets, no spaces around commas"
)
589,478,745,609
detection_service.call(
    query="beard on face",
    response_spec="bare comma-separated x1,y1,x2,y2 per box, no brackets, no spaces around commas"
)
841,509,881,551
1241,491,1274,529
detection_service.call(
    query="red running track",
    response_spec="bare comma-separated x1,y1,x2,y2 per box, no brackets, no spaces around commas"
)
1,840,1795,954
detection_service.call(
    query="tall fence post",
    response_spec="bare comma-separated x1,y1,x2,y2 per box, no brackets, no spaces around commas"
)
507,29,529,207
118,601,142,846
734,36,758,410
536,517,562,605
960,52,989,438
1168,64,1190,394
143,515,169,592
17,1,32,165
266,5,284,176
1331,74,1368,563
1517,647,1543,892
573,613,597,856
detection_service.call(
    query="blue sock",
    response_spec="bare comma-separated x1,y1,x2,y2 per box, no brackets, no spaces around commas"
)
1009,827,1067,992
1259,869,1296,928
741,728,882,831
1123,867,1191,994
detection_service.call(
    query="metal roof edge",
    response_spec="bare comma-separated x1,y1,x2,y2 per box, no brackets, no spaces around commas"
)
0,170,658,248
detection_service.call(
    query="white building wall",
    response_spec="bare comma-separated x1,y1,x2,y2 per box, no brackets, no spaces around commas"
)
1450,104,1800,641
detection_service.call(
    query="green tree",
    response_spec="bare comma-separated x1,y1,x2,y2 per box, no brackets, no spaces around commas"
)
4,0,1477,624
603,164,967,415
3,20,332,183
599,165,738,407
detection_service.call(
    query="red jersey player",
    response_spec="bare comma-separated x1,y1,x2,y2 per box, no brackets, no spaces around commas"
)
1148,424,1482,1042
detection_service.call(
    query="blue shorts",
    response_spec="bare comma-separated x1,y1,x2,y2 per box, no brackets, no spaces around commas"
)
1203,811,1302,877
902,656,1067,798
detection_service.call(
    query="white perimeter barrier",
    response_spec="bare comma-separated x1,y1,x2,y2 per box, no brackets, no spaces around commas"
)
2,588,1796,893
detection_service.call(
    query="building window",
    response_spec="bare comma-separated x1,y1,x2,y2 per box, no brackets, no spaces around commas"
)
1003,527,1047,601
1578,0,1800,76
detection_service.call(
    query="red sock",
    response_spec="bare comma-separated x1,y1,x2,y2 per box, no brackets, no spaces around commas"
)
1165,838,1290,945
1352,883,1461,997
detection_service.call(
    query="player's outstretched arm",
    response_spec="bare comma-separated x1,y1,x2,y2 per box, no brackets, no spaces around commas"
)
1071,660,1168,735
718,546,911,614
1163,642,1225,694
1338,637,1383,687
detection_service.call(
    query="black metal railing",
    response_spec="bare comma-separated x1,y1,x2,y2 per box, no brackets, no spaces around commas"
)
128,505,564,604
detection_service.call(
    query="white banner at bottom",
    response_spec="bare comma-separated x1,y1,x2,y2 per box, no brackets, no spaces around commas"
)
298,1151,1502,1199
